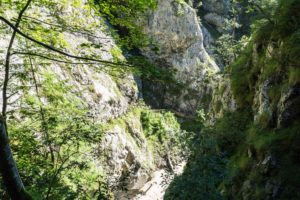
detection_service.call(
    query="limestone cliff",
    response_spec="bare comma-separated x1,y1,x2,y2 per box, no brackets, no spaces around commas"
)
1,0,299,199
0,0,185,199
142,0,300,199
141,0,235,120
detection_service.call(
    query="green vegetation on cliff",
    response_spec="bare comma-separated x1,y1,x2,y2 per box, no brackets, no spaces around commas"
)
226,0,300,199
0,0,299,199
0,0,163,199
166,0,300,199
95,0,157,49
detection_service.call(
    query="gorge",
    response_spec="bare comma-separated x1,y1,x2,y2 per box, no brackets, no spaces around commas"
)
0,0,299,199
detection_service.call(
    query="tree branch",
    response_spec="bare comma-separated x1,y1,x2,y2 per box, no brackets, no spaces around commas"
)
12,51,100,65
250,2,274,25
21,15,112,40
0,16,132,67
2,0,32,118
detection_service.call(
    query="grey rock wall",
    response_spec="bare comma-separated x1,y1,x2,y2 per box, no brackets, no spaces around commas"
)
202,0,230,32
142,0,236,117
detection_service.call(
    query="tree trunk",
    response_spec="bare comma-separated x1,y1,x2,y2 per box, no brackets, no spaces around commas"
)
0,120,31,200
0,0,32,199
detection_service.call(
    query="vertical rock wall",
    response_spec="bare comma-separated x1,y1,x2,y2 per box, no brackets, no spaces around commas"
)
141,0,236,118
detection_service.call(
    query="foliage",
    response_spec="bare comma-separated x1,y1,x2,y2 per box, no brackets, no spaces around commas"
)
196,108,206,122
4,69,111,199
165,111,250,200
230,0,300,110
223,120,300,199
222,1,300,199
212,0,278,68
140,109,188,162
94,0,157,49
0,2,123,196
214,34,249,67
229,44,253,108
165,135,225,200
232,0,278,24
128,56,178,84
288,67,300,85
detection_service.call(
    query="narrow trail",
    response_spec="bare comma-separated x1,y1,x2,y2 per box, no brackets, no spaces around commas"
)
118,162,186,200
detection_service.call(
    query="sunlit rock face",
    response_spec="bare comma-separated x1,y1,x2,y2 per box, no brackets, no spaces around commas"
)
0,0,160,197
141,0,236,117
0,1,138,122
142,0,219,75
100,123,155,195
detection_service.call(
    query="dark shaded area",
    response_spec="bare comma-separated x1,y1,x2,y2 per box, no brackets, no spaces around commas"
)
164,111,250,200
165,0,300,199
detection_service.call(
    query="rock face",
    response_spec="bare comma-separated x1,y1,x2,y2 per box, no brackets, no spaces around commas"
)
202,0,229,14
142,0,218,73
252,74,300,129
201,0,229,32
98,107,185,199
250,41,300,130
101,123,154,193
277,84,300,128
142,0,235,117
201,25,215,49
0,1,183,199
0,1,138,122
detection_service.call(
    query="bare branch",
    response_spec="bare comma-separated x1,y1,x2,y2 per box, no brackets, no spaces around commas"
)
7,91,19,100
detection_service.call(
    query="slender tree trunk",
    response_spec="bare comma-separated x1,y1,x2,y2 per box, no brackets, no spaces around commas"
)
29,57,55,164
0,0,32,199
2,0,32,117
0,120,31,199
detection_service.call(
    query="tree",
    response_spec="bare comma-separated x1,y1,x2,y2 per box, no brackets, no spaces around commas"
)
0,0,33,199
212,0,279,67
232,0,278,24
94,0,157,49
0,0,136,198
